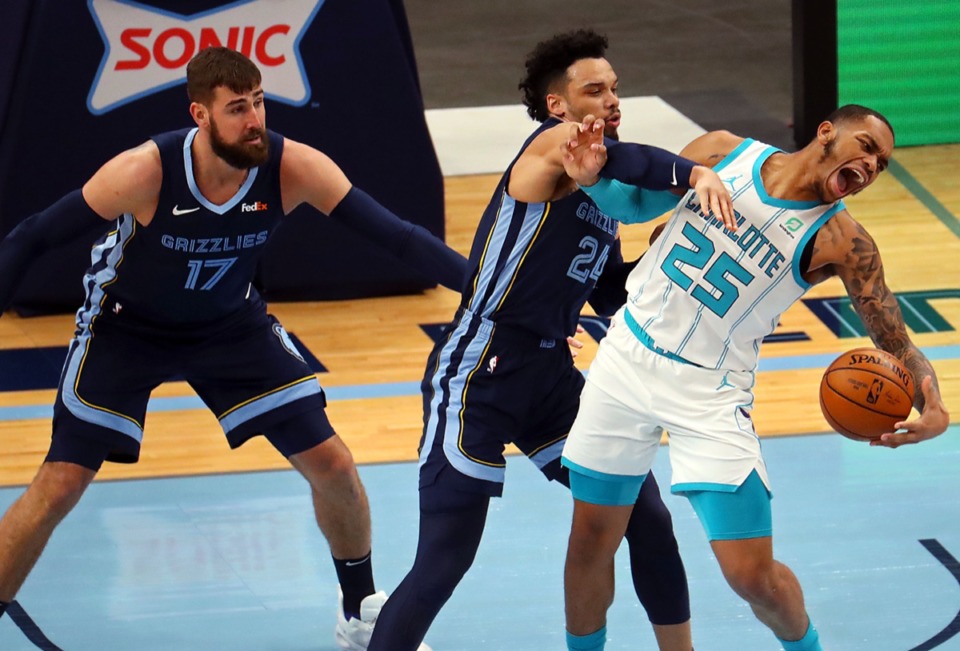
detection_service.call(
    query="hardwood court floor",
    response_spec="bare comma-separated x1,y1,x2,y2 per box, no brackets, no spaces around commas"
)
0,144,957,487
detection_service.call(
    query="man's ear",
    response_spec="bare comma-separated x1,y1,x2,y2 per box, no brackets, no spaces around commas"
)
546,92,565,120
190,102,208,127
816,120,836,145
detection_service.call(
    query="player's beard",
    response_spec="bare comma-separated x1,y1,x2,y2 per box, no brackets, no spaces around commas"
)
818,137,836,163
209,117,269,169
815,137,838,201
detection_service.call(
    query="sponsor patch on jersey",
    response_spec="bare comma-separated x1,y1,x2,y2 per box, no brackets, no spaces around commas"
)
241,201,268,212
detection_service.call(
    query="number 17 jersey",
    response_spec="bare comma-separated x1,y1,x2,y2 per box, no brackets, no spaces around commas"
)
624,139,846,372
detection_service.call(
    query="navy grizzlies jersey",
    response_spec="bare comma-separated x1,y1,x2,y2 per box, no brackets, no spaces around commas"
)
461,118,618,339
82,128,284,325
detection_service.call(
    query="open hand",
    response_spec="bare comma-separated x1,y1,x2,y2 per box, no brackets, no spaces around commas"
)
562,115,606,187
871,376,950,448
690,166,737,231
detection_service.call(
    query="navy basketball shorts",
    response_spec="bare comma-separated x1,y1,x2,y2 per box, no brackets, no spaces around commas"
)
48,304,330,466
418,312,584,497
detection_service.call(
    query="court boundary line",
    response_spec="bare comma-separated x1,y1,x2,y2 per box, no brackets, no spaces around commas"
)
889,158,960,239
6,601,63,651
910,539,960,650
1,344,956,424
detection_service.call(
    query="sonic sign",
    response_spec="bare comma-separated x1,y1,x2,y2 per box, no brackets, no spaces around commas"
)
86,0,326,114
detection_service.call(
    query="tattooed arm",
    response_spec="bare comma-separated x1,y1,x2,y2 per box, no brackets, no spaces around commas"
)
811,211,950,447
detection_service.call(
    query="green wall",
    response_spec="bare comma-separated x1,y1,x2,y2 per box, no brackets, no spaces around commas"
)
838,1,960,146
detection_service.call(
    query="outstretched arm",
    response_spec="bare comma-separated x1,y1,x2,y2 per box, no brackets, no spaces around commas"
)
0,192,107,314
822,214,950,446
280,138,467,292
561,116,736,230
0,142,159,315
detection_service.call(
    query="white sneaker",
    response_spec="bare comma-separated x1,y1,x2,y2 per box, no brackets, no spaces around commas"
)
335,587,432,651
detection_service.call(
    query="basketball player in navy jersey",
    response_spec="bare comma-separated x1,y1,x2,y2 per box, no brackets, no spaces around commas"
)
368,30,734,651
559,106,950,651
0,47,462,650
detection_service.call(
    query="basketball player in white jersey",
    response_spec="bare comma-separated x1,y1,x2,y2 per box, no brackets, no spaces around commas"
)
557,106,950,651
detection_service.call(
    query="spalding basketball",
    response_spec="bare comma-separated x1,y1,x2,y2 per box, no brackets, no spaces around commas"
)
819,347,914,441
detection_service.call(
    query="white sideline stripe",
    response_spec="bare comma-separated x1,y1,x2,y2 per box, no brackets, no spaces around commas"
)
424,96,706,177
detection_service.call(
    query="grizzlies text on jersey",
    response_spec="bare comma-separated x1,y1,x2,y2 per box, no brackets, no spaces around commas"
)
460,118,619,340
80,127,284,327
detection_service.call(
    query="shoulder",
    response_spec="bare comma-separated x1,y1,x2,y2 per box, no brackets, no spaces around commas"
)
82,140,162,219
99,140,162,189
808,207,880,276
818,208,876,252
679,130,745,167
522,120,568,156
279,136,340,177
277,136,351,215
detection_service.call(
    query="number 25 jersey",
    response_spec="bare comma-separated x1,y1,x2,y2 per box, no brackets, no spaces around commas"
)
624,139,846,372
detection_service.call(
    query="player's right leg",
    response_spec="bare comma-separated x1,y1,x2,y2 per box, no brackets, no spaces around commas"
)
0,460,99,605
560,315,667,651
523,352,691,651
0,312,162,612
368,312,520,651
366,483,490,651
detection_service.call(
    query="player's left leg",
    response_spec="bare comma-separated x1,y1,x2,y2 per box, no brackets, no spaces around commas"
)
261,409,379,625
188,311,377,641
290,436,370,560
279,420,373,581
686,474,822,651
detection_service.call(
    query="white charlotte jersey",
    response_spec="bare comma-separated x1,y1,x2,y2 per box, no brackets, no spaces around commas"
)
625,139,846,372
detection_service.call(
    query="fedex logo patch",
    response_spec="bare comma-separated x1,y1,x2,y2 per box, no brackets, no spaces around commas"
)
86,0,325,115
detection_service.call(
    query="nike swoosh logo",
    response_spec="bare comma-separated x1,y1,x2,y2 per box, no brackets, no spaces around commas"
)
670,162,678,187
344,559,369,567
172,205,200,215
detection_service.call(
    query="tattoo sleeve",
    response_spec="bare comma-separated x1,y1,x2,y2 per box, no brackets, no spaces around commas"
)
836,220,938,410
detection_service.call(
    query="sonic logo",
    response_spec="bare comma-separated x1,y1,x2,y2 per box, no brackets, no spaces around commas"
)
87,0,325,114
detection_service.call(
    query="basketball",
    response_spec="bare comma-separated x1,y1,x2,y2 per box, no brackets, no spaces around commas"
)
819,347,915,441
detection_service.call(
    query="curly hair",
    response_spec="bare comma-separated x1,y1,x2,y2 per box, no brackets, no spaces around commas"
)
518,29,609,122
